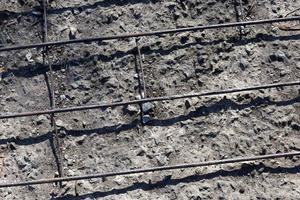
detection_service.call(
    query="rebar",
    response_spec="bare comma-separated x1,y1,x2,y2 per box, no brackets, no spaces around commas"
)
136,38,147,98
0,16,299,52
0,81,299,120
42,0,64,183
135,38,148,124
0,151,299,188
233,0,245,37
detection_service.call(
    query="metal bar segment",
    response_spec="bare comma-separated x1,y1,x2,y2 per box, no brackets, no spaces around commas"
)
0,151,299,188
0,16,299,52
0,81,299,119
42,0,64,182
136,39,147,98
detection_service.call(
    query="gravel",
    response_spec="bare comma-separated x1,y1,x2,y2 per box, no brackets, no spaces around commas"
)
0,0,300,199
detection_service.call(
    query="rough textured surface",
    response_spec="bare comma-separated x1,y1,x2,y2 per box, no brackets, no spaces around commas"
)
0,0,300,199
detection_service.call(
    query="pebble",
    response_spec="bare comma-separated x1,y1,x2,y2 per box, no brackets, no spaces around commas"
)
73,9,81,15
106,77,118,88
155,154,168,166
136,146,146,156
0,67,5,82
25,52,34,62
55,119,66,127
291,122,300,131
76,135,86,145
36,115,47,125
71,82,79,89
69,26,78,39
60,94,67,101
245,46,252,56
126,105,139,115
185,99,192,109
296,62,300,70
239,187,245,194
269,50,287,62
142,102,154,113
239,58,249,70
113,176,126,185
142,115,151,124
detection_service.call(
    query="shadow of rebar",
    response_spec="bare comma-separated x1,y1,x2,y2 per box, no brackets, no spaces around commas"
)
0,95,298,146
51,163,300,200
3,33,300,78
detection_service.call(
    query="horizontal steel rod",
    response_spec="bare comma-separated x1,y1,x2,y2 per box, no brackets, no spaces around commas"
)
0,151,299,188
0,16,299,52
0,81,299,119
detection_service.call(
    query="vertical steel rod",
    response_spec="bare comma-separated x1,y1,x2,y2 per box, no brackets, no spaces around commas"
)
135,38,148,124
233,0,245,37
239,0,244,20
136,39,147,98
42,0,64,185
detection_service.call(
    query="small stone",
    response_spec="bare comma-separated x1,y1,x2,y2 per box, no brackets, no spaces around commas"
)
82,121,87,128
239,58,249,70
25,52,34,62
197,55,207,65
36,115,47,125
155,154,168,166
159,66,168,75
8,142,16,151
113,176,126,185
106,77,118,88
67,170,75,176
180,35,189,44
71,82,78,89
69,26,78,40
291,122,300,131
239,187,245,194
136,146,146,156
60,95,66,101
55,120,65,127
257,165,265,174
142,115,151,124
280,69,290,77
185,99,192,109
182,69,193,80
296,62,300,70
275,50,287,61
269,50,287,62
99,71,111,84
76,135,86,145
174,11,180,20
126,105,139,115
0,67,5,82
142,102,154,113
260,148,267,155
245,46,252,56
67,159,73,166
78,80,91,90
73,9,81,15
59,129,67,138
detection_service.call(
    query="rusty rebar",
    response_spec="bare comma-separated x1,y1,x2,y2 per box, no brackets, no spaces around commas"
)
0,151,299,188
0,16,299,52
0,80,299,119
